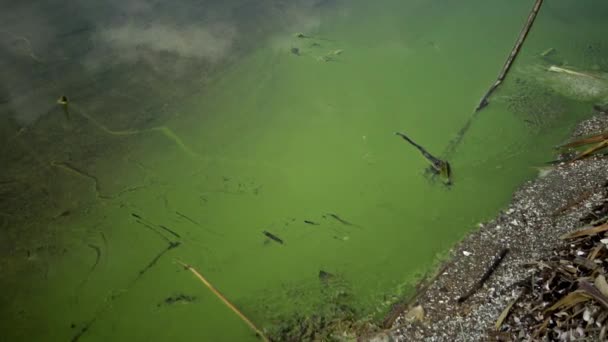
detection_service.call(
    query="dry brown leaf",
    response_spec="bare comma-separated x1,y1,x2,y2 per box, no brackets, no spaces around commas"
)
595,275,608,298
573,256,598,271
560,223,608,240
573,140,608,161
495,297,517,331
559,131,608,148
545,292,590,313
588,244,604,261
533,317,551,339
580,281,608,310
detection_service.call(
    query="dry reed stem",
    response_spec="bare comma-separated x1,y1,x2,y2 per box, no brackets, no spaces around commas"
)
176,260,269,342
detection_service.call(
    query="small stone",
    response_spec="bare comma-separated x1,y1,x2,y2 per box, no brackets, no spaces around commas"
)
584,309,592,322
404,305,425,322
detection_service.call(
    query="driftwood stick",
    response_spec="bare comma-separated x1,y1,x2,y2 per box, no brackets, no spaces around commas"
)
177,260,269,342
474,0,544,112
458,248,510,303
443,0,544,158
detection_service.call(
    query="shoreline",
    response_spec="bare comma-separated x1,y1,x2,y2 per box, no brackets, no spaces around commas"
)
382,109,608,341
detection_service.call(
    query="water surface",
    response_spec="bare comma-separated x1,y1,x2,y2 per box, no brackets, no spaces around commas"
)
1,0,607,340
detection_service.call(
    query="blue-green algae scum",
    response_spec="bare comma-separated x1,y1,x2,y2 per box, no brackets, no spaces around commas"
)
1,0,608,340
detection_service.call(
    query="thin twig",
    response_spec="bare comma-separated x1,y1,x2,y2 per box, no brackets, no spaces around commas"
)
458,248,510,303
444,0,544,158
474,0,544,112
176,260,269,342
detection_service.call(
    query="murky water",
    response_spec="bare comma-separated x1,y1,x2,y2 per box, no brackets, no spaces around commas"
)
1,0,608,341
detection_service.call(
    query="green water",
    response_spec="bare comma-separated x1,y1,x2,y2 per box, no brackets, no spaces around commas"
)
1,0,608,341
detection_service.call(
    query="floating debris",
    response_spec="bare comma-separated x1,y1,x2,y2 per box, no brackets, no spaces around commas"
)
326,213,358,227
333,235,349,241
135,242,180,281
263,230,283,244
86,244,101,273
474,0,544,112
158,294,196,307
318,270,334,283
57,95,68,105
540,47,555,57
395,132,452,185
133,213,174,244
290,47,300,56
175,211,201,226
57,95,70,121
158,224,181,239
177,261,269,342
316,49,344,62
548,65,601,79
540,64,608,102
316,55,333,62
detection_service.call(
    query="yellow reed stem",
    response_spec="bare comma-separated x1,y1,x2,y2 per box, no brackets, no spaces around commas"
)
176,260,269,342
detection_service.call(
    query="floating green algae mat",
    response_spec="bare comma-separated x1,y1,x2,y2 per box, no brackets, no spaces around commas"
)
2,0,608,341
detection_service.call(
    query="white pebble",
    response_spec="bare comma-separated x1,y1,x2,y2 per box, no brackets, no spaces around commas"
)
584,309,591,322
577,326,585,338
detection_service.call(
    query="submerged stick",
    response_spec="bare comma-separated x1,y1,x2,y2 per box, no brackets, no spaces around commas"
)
458,248,509,303
176,260,269,342
443,0,544,158
474,0,544,112
134,242,180,282
548,65,601,79
396,132,452,185
263,230,284,244
326,213,359,227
